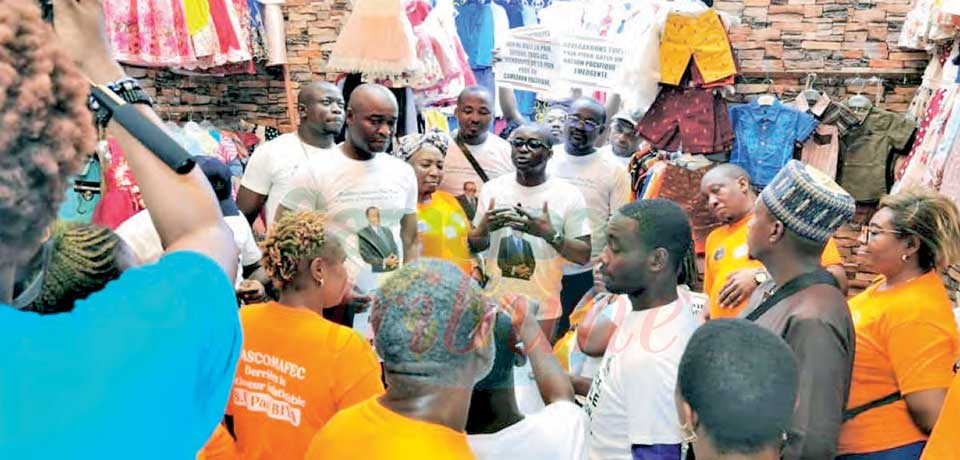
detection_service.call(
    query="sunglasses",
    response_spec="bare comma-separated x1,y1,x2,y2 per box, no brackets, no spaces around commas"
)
510,138,548,150
566,117,600,132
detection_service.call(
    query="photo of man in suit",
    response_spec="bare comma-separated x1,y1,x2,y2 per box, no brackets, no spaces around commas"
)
498,232,535,280
358,206,400,273
456,181,479,222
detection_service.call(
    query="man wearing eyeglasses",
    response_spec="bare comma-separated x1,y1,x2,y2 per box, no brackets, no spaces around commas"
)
469,123,591,345
238,81,346,227
547,97,632,339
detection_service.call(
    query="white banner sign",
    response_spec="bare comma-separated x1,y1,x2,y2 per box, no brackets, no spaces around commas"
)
494,27,624,93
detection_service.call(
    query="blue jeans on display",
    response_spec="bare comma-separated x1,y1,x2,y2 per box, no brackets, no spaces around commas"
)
836,441,926,460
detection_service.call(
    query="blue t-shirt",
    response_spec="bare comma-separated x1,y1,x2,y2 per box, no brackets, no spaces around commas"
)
729,99,818,189
0,252,241,458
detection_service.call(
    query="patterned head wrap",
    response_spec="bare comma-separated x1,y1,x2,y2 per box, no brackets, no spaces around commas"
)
395,130,450,161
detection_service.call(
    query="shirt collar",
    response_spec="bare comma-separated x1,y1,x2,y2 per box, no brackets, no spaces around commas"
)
750,97,783,122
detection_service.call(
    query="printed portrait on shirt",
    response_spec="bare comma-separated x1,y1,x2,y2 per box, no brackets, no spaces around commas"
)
358,206,400,273
498,232,536,281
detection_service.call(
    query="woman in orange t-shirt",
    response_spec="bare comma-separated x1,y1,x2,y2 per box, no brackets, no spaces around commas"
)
921,366,960,459
224,211,384,460
838,190,960,459
395,131,472,274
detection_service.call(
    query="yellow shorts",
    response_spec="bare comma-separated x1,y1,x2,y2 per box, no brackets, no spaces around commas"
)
659,9,737,86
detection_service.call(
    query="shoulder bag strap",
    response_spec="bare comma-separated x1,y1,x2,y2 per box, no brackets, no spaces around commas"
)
843,391,902,422
455,134,490,183
745,269,840,322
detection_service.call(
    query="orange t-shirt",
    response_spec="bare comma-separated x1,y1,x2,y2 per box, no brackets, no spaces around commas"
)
196,424,236,460
838,272,960,455
226,302,384,460
921,371,960,459
418,190,472,274
305,396,476,460
703,213,844,319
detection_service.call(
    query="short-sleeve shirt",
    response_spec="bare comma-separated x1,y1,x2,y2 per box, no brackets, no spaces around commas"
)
921,372,960,460
703,213,844,319
305,397,475,460
585,296,700,460
440,133,515,196
240,133,340,226
226,302,384,460
280,147,418,295
468,401,589,460
838,272,960,455
729,99,819,188
839,107,917,202
0,252,241,458
474,174,590,320
547,147,632,274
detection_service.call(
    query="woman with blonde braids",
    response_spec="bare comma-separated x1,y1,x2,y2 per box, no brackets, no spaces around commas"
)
838,189,960,460
19,222,138,314
223,210,383,460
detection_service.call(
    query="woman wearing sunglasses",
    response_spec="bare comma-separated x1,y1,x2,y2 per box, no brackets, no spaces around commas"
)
395,131,473,274
838,189,960,460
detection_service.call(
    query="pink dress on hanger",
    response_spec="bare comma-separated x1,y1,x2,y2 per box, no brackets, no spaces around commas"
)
104,0,196,67
92,139,146,230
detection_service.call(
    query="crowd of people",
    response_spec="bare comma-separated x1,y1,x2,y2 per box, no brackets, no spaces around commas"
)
3,1,960,460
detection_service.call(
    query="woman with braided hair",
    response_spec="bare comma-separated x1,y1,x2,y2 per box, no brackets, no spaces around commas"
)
18,222,138,314
223,210,383,460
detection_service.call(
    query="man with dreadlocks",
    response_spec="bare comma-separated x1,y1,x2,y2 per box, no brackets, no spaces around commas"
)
224,210,383,460
15,222,139,313
0,1,242,457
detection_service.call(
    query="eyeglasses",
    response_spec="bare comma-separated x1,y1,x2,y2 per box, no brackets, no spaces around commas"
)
566,117,600,132
861,225,902,243
510,138,548,150
318,98,346,109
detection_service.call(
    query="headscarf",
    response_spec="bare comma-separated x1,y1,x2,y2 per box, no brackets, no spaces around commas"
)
395,130,450,161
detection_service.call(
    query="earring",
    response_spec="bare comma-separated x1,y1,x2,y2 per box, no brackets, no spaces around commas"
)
679,422,698,443
901,254,909,262
316,278,324,287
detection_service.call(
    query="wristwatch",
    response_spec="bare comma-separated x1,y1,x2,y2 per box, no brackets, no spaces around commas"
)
87,76,154,127
754,270,769,286
549,231,564,248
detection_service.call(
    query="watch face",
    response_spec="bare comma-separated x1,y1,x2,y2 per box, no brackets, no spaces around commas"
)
713,247,725,261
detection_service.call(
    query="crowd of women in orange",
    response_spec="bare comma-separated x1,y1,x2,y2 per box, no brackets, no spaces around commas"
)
839,189,960,459
394,130,472,274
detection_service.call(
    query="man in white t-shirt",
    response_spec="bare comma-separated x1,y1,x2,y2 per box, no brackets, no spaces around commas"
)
548,97,632,339
585,199,701,460
279,84,419,333
440,86,514,196
469,123,591,339
237,81,344,227
467,297,587,460
116,157,262,288
596,109,644,167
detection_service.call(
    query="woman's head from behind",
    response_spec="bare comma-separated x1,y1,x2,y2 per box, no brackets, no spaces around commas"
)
397,131,450,201
0,2,96,265
24,223,136,314
858,189,960,277
676,319,798,458
261,211,347,309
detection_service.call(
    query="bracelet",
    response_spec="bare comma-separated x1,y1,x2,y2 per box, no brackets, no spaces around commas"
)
548,231,564,249
87,76,154,127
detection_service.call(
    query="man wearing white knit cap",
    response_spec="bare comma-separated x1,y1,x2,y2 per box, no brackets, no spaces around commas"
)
741,160,857,460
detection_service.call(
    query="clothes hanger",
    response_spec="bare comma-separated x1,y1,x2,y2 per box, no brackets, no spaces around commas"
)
801,73,821,105
757,77,777,106
873,77,884,107
847,76,873,110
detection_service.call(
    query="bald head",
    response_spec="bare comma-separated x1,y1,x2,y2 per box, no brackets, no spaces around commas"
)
457,86,493,106
456,86,495,144
346,83,398,155
701,164,755,224
298,81,340,106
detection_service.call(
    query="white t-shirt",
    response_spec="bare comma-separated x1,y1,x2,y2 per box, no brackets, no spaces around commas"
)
596,145,633,168
240,133,340,226
115,210,260,287
474,174,590,320
585,294,700,460
440,133,514,196
280,147,418,296
568,293,631,379
547,146,631,274
468,401,589,460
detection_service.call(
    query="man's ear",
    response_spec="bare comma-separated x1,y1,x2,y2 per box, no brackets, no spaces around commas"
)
649,247,669,274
